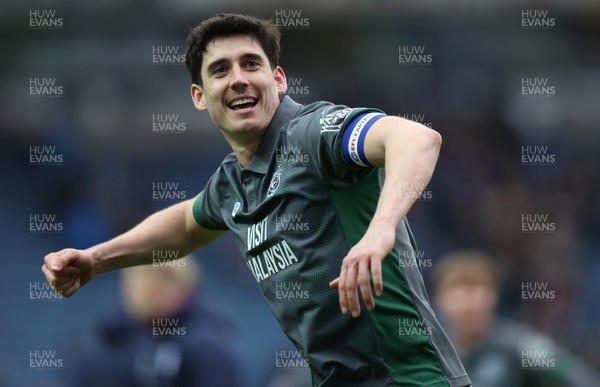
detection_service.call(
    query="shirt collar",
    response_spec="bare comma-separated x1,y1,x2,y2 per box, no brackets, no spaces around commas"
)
244,95,303,174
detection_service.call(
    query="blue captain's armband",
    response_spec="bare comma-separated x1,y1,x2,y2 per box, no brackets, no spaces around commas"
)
341,112,385,167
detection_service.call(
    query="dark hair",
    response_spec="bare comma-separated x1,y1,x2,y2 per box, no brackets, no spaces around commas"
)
185,13,281,85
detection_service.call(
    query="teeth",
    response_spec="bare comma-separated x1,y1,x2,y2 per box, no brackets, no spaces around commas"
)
229,98,257,108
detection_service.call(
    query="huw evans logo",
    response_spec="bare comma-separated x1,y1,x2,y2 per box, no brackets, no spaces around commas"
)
275,10,310,29
152,318,186,338
275,213,310,233
275,282,309,300
152,46,185,65
521,77,555,97
521,145,556,166
399,113,433,128
152,113,187,134
275,145,309,164
152,181,187,202
29,282,63,301
521,213,556,234
29,78,63,97
152,250,187,268
29,10,63,29
398,181,432,202
29,213,63,234
29,350,63,370
285,77,310,98
398,249,432,269
522,10,555,30
275,350,309,368
522,349,556,369
30,145,63,165
398,45,432,65
399,318,432,337
521,282,556,302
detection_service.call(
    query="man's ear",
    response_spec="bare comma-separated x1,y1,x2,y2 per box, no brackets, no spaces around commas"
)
190,83,207,111
274,66,287,94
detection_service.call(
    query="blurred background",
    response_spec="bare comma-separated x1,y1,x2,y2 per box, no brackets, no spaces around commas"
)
1,0,599,386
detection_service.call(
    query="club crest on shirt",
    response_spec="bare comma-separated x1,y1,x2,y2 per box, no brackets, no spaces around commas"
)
231,201,241,218
267,165,283,197
320,107,353,132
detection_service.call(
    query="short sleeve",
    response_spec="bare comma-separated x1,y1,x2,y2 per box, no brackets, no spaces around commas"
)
289,103,385,184
192,174,229,231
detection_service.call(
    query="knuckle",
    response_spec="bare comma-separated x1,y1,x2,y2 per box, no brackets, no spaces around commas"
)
345,254,359,263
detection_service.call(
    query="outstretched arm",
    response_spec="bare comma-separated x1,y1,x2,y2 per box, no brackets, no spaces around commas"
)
329,116,442,317
42,196,225,297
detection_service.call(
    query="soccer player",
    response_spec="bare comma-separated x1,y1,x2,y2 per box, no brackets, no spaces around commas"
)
432,250,600,387
42,13,471,386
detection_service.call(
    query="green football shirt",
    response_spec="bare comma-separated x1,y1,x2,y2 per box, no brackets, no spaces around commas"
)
193,96,471,387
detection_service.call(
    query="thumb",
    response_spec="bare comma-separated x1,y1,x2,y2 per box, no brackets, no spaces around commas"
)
329,278,340,289
50,249,79,273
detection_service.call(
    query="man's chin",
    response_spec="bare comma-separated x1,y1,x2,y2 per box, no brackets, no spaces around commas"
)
228,120,266,135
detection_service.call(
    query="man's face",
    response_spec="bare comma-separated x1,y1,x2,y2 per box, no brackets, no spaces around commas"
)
120,266,193,323
436,280,497,341
191,35,287,138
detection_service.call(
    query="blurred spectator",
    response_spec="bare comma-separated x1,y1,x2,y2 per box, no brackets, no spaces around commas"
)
432,250,600,387
66,256,240,387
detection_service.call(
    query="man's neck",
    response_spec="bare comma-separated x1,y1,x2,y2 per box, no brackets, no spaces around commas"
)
222,130,265,168
454,321,492,350
233,139,262,168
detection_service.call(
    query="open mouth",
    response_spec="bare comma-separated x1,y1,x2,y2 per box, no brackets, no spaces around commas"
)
228,97,258,111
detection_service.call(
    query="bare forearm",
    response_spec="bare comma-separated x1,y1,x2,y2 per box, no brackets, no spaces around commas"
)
42,196,224,297
88,200,203,274
333,117,442,316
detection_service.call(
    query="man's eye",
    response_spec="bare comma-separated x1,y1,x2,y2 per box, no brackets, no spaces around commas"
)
246,61,259,68
213,67,226,75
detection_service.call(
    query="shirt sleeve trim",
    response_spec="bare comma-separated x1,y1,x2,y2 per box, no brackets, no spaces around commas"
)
192,192,226,231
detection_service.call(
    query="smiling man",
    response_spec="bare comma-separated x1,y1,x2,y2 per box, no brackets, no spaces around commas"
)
42,13,471,387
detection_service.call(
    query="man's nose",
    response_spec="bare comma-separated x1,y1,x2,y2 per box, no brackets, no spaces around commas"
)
229,65,249,89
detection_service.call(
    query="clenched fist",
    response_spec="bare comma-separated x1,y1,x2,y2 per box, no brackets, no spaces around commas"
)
41,248,95,297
